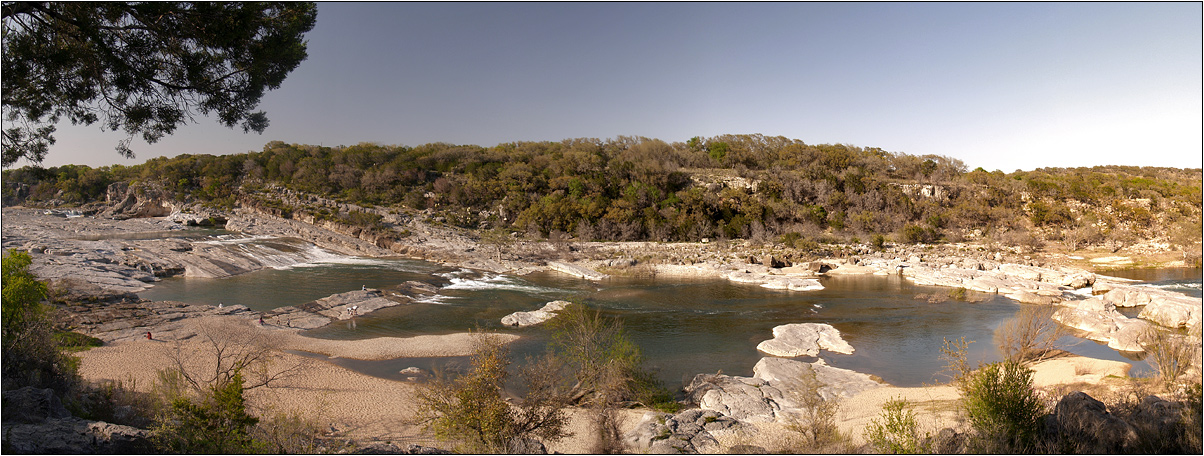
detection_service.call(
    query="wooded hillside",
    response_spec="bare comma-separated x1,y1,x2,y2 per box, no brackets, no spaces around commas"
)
4,135,1201,256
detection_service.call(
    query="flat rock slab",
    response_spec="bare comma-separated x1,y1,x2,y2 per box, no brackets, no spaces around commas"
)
754,357,883,402
756,323,854,357
263,289,408,329
308,289,406,320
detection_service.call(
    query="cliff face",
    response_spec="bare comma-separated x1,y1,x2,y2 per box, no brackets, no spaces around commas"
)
235,189,403,253
102,181,177,219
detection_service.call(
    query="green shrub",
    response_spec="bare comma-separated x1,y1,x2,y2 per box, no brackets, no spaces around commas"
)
2,250,78,392
864,398,926,454
871,234,887,251
901,224,935,244
948,287,968,301
779,232,802,247
152,373,259,453
54,331,104,352
960,360,1046,452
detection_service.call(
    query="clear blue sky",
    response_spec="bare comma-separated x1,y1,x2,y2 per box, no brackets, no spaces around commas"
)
23,2,1204,172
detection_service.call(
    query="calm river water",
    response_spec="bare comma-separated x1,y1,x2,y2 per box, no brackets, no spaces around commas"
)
138,236,1201,389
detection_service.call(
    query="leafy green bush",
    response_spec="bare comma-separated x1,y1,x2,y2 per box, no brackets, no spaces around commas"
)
960,360,1046,452
2,250,78,392
864,398,926,454
902,224,935,244
152,373,259,453
871,234,887,251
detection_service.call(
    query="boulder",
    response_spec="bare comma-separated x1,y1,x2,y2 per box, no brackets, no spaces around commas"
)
307,289,403,320
623,409,740,454
1060,296,1115,312
0,387,151,454
759,277,823,291
756,323,854,357
801,261,832,274
1132,395,1184,431
1006,290,1057,305
2,418,152,454
1052,391,1137,453
1052,307,1119,339
687,374,784,422
2,387,71,424
1138,296,1201,331
1101,288,1154,307
761,254,788,269
1107,318,1151,352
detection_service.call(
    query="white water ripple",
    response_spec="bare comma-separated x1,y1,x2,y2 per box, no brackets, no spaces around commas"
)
441,273,566,295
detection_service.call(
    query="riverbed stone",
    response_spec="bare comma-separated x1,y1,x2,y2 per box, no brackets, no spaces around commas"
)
1138,295,1202,331
1108,318,1151,352
753,357,882,402
1052,307,1120,341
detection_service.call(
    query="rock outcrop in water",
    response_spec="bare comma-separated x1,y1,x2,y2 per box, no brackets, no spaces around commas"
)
546,261,607,280
756,323,854,357
1053,283,1201,351
263,288,413,330
500,300,572,327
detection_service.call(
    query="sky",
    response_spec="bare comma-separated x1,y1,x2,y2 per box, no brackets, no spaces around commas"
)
16,2,1204,172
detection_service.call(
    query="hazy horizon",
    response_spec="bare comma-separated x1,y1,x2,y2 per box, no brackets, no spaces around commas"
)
9,2,1202,173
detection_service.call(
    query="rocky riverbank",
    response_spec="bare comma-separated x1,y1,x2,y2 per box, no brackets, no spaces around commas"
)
4,201,1201,453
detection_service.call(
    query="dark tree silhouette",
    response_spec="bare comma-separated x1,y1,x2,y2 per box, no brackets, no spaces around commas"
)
1,2,317,166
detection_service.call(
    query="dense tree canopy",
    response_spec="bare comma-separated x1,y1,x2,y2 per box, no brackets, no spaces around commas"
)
3,135,1200,255
1,2,317,166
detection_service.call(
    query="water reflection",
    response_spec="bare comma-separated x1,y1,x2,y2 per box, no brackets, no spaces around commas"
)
143,260,1197,388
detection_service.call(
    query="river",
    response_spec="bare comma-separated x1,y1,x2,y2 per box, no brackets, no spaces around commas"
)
137,234,1201,389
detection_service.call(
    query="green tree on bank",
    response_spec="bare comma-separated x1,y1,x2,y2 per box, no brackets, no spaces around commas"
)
1,249,77,392
3,136,1200,256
